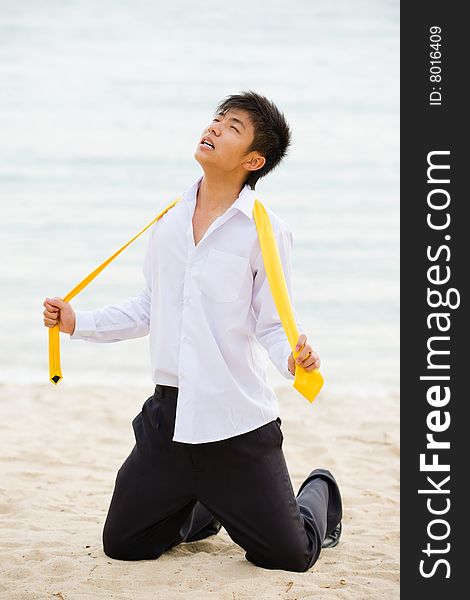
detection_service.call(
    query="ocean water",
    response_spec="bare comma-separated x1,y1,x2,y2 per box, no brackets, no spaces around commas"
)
0,0,399,397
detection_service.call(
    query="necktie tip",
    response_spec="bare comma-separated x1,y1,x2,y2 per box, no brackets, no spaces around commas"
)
293,369,324,403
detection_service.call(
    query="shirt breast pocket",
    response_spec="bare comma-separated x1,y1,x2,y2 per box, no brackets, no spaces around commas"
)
198,248,251,303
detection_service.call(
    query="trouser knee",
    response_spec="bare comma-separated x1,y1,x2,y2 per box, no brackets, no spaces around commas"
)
280,549,320,573
102,523,165,561
246,545,320,573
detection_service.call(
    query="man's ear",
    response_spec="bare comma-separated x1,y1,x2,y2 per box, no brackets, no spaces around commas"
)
243,154,266,172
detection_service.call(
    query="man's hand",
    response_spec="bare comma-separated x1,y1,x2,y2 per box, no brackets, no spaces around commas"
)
43,297,76,335
287,333,321,376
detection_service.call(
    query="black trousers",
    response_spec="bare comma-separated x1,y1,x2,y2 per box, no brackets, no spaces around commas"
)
102,384,342,572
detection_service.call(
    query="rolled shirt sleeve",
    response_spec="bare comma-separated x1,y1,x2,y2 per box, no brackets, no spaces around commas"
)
251,219,305,380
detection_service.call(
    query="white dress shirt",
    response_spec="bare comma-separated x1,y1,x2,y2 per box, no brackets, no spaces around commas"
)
70,175,304,443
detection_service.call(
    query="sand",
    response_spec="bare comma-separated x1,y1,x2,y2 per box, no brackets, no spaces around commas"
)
0,381,399,599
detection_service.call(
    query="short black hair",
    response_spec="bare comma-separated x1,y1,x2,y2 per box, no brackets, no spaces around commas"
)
214,90,292,190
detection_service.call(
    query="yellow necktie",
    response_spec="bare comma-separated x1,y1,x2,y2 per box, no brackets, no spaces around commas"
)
49,197,324,402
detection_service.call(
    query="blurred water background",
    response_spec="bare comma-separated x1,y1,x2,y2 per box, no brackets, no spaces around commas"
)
0,0,399,397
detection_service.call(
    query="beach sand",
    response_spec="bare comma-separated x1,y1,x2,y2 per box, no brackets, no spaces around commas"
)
0,381,399,599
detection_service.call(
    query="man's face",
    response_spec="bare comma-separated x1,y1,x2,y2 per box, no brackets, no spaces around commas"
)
194,108,261,176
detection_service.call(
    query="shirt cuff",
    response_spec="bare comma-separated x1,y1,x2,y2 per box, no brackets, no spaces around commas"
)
69,310,97,339
282,347,295,380
268,339,295,380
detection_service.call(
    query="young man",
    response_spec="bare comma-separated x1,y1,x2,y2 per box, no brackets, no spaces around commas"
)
42,91,342,572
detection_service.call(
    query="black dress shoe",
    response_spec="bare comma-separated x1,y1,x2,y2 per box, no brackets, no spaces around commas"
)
184,518,222,542
322,521,342,549
297,468,343,550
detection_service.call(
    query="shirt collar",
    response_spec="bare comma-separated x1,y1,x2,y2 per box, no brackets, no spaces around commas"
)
183,175,255,220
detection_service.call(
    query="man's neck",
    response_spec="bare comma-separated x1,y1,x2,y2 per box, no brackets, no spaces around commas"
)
196,174,245,215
